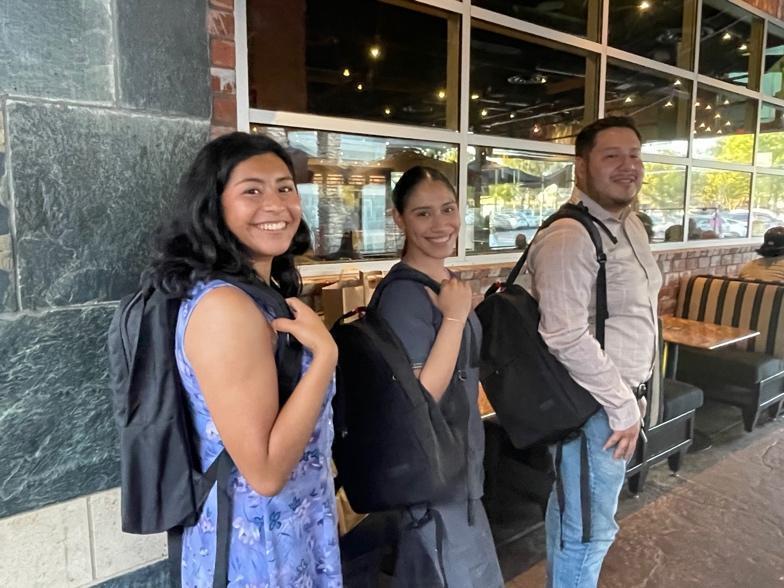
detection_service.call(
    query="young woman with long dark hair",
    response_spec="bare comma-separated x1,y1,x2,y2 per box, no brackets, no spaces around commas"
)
373,166,503,587
147,132,342,586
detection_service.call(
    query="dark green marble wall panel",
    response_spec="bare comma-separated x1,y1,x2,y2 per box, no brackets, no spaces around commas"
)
0,0,114,102
0,304,118,518
6,101,209,309
117,0,210,117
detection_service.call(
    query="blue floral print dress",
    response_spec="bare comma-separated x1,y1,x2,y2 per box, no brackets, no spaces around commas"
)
175,280,342,587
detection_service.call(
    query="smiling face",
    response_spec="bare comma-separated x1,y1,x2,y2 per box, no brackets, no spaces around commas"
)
220,152,302,275
575,126,644,214
393,179,459,262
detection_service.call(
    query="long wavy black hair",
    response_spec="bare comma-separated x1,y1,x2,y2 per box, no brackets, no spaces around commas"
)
145,132,311,298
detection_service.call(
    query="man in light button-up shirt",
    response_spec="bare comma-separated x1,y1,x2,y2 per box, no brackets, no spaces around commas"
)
517,117,662,587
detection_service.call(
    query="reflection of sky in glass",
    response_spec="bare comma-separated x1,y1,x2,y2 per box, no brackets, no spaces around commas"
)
752,175,784,236
757,103,784,168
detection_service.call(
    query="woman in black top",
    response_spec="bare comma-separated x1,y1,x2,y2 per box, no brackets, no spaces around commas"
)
373,166,503,587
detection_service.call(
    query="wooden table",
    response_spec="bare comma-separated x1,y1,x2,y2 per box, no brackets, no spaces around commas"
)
478,384,495,419
660,316,759,452
661,316,760,379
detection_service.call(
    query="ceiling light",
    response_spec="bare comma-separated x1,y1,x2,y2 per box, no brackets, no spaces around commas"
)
699,122,706,129
706,126,712,132
722,32,732,41
673,79,681,86
384,107,391,115
739,43,748,51
664,100,674,108
356,83,364,91
725,120,731,127
717,129,723,134
481,109,488,117
723,99,730,105
705,104,712,110
695,101,701,107
639,0,651,10
624,95,633,103
369,46,381,59
437,90,446,100
532,124,542,134
342,68,350,77
714,113,721,119
471,93,480,100
510,113,516,119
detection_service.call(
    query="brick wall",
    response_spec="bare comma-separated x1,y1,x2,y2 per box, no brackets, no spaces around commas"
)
209,0,237,137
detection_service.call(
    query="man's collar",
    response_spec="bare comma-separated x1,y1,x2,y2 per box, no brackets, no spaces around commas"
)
568,187,631,223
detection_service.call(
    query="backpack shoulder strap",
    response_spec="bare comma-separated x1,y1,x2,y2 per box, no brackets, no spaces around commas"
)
213,273,293,319
504,201,617,348
213,273,302,406
369,264,442,308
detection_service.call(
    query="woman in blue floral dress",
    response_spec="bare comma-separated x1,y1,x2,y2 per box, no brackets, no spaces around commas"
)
146,132,342,587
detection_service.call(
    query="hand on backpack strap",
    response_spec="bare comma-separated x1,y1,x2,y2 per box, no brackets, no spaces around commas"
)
426,277,473,325
271,298,338,363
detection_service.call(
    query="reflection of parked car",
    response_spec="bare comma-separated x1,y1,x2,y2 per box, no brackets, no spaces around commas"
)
690,211,747,238
491,208,539,230
726,208,784,236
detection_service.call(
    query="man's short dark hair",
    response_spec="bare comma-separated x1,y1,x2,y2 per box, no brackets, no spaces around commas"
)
575,116,642,159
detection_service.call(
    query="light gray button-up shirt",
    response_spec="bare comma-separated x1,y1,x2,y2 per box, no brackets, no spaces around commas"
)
516,188,662,430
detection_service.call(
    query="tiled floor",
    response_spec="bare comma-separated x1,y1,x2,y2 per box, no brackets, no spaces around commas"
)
504,401,784,587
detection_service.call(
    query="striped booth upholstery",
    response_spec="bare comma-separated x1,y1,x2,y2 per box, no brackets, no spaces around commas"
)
675,275,784,431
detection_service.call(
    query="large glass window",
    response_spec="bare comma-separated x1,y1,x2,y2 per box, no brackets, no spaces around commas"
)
692,86,756,165
247,0,460,128
605,60,691,157
250,125,458,262
757,103,784,168
751,174,784,237
608,0,696,69
763,24,784,99
472,0,600,40
242,0,784,259
469,22,597,142
698,0,763,90
466,148,573,254
638,163,687,243
688,168,751,240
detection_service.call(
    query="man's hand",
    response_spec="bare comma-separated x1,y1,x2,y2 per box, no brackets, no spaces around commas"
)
603,420,641,461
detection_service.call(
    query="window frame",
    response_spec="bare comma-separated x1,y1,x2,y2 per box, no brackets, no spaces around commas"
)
235,0,784,276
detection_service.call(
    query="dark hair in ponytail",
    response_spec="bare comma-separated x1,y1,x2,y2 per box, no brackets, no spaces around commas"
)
145,132,310,298
392,165,456,213
392,166,457,255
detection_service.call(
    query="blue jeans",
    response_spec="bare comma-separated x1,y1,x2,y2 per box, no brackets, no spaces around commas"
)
545,410,627,588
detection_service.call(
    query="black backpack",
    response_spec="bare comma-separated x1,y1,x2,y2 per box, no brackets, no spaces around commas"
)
330,265,473,513
107,273,301,587
475,202,617,450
